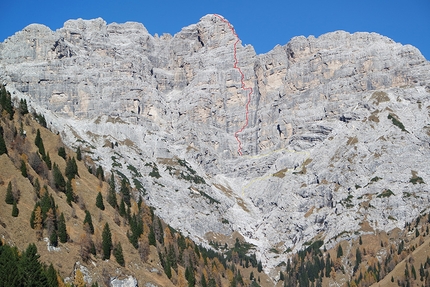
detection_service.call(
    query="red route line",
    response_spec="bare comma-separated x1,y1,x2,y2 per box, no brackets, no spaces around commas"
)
214,14,253,156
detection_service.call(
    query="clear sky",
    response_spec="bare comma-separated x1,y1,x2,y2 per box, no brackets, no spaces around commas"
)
1,0,429,60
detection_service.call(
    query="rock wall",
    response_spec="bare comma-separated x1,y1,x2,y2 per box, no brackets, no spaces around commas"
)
1,14,430,270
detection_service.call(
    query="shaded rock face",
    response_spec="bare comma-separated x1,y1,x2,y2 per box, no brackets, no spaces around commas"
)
1,14,430,270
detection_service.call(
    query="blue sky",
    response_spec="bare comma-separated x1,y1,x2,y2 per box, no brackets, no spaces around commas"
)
1,0,429,59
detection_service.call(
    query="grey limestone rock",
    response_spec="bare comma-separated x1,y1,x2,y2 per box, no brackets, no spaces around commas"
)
1,14,430,272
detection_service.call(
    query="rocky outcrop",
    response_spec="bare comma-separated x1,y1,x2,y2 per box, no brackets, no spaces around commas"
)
1,14,430,271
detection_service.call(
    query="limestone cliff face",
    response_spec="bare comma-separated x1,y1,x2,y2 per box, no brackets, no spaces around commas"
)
1,14,430,271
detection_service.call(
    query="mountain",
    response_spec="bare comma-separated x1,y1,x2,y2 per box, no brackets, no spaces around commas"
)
1,13,430,283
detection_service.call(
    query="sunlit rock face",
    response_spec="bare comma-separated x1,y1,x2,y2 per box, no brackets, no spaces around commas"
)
1,14,430,270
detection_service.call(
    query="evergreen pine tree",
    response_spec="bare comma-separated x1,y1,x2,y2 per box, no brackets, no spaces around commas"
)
96,165,104,181
163,257,172,279
257,261,263,272
325,256,331,277
83,210,94,234
45,263,58,287
96,192,105,210
12,200,19,217
412,264,417,280
119,198,126,217
356,247,362,265
19,99,28,115
107,173,117,208
102,223,112,260
148,225,156,246
45,152,52,170
58,147,66,159
0,85,6,108
337,244,343,258
0,243,20,286
50,230,58,247
53,163,66,191
279,271,285,281
33,178,41,197
113,242,125,267
57,213,67,243
120,178,131,207
0,133,7,155
76,146,82,161
5,181,14,204
201,274,208,287
157,218,164,244
19,243,48,286
30,208,36,229
3,91,14,120
65,179,74,205
185,266,196,287
65,157,78,180
35,129,46,158
20,160,28,177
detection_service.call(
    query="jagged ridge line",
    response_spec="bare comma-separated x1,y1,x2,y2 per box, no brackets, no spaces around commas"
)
214,14,253,156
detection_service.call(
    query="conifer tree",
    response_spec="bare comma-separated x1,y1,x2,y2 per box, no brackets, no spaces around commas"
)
20,160,28,177
96,192,105,210
83,210,94,234
113,242,125,267
1,90,14,120
185,266,196,287
12,200,19,217
65,157,78,180
30,208,36,229
65,179,74,205
148,225,156,247
412,264,417,280
19,99,28,115
58,147,66,159
0,132,7,155
163,256,172,279
325,255,332,278
35,129,46,157
0,242,20,286
53,163,66,191
102,223,112,260
57,212,67,243
76,146,82,161
107,173,117,208
337,244,343,258
45,152,52,170
35,129,41,148
0,85,6,108
33,205,43,240
119,198,126,217
120,178,131,207
201,274,208,287
257,261,263,272
5,181,14,204
19,243,48,286
355,247,362,266
74,269,85,287
45,263,58,287
50,230,58,247
33,178,41,197
96,165,104,181
156,218,164,244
